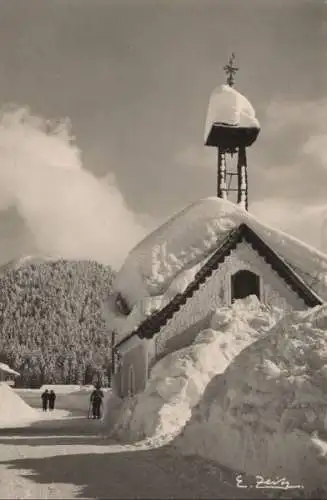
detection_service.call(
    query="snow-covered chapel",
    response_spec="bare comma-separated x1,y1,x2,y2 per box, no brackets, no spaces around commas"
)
110,56,327,399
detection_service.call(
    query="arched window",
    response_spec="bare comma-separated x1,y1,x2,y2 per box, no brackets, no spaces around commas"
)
231,270,260,302
128,364,136,397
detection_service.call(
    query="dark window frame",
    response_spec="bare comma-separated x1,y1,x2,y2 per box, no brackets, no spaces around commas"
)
231,269,260,302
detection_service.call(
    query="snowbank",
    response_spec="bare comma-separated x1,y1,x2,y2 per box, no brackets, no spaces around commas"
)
111,197,327,339
0,382,38,426
204,84,260,142
104,297,279,444
39,384,110,394
39,384,98,394
176,303,327,495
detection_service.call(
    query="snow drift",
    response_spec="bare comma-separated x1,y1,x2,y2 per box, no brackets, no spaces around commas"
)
0,382,38,426
111,197,327,341
104,297,279,444
39,384,101,394
176,303,327,496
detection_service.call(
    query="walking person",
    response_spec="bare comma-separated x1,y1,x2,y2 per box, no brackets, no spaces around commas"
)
48,390,56,411
90,383,104,419
41,389,49,412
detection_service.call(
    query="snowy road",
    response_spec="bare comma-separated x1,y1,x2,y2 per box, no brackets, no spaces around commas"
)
0,417,263,499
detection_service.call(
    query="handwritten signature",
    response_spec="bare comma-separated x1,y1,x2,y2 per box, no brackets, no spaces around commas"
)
236,474,304,490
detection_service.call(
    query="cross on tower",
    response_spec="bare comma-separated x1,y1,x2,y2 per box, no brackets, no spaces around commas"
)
223,53,238,87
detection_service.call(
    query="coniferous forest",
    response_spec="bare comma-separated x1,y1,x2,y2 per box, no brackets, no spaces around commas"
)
0,259,115,388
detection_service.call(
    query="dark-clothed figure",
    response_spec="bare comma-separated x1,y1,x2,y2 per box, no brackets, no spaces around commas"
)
41,389,49,411
90,383,104,419
49,390,56,411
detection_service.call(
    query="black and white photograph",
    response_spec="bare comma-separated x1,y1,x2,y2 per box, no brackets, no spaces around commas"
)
0,0,326,498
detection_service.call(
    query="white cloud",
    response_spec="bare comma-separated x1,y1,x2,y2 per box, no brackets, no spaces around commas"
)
252,97,327,251
264,97,327,166
0,106,148,270
251,197,327,252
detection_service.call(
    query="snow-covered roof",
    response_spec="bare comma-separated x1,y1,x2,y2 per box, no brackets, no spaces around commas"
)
112,198,327,338
0,362,20,377
204,84,260,143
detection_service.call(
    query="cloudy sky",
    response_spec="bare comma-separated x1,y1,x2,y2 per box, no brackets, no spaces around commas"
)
0,0,326,266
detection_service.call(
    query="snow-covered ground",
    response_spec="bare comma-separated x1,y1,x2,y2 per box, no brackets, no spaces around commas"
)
0,382,262,499
175,303,327,496
0,408,71,429
0,383,71,428
38,384,105,394
104,297,280,445
16,385,112,418
39,384,89,393
0,427,265,500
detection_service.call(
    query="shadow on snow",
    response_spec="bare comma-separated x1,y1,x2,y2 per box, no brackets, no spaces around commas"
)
0,443,259,499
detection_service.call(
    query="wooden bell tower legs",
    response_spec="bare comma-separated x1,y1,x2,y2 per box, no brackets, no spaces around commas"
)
217,146,249,211
217,150,228,199
237,146,248,210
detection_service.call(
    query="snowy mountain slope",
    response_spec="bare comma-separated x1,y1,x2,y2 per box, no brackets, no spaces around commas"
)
113,198,327,321
0,254,57,275
0,258,115,386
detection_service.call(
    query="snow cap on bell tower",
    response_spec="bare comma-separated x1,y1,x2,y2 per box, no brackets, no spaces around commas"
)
204,54,260,211
204,54,260,144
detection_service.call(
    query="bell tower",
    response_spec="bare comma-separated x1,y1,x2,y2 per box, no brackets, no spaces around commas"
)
204,54,260,210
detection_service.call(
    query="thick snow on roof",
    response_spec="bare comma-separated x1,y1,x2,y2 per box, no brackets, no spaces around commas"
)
113,197,327,319
204,84,260,142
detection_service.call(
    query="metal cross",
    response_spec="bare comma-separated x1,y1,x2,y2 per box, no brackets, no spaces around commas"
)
223,53,239,87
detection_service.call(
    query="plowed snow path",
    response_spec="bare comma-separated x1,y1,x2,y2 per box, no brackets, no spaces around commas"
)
0,418,264,499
